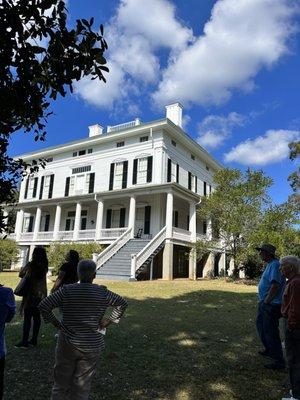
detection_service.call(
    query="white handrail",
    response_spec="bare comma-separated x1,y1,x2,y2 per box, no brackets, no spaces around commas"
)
96,227,132,268
134,226,167,273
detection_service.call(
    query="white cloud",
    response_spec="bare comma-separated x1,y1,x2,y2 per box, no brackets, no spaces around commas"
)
224,129,300,166
75,0,192,110
153,0,297,106
197,112,246,149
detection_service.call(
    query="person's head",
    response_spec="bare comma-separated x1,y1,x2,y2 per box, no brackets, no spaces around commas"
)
32,247,48,264
255,244,276,262
77,259,96,283
279,255,300,279
66,250,80,265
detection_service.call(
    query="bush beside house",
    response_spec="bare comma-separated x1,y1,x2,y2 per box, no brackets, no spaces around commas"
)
0,238,19,270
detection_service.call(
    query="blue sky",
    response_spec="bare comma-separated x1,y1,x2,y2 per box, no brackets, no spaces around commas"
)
9,0,300,204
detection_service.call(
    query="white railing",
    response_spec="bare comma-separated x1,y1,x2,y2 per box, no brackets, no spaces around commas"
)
99,228,127,238
107,118,141,133
96,228,132,268
78,229,96,240
57,231,74,241
37,231,54,241
196,233,208,241
131,226,166,279
173,227,191,242
20,232,34,241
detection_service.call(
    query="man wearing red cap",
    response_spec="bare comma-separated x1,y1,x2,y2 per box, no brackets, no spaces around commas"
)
256,244,286,370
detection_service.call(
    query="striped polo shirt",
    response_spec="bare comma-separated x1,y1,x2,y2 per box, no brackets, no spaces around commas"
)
39,283,128,352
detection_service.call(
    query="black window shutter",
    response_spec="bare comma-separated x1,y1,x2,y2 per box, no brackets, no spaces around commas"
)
24,177,29,199
109,163,114,190
167,158,172,182
65,177,70,197
33,177,38,198
119,208,126,227
89,172,95,193
28,216,34,232
132,159,138,184
44,214,50,232
48,174,54,198
176,164,179,183
188,172,192,190
39,176,45,199
122,161,128,189
203,221,207,234
147,156,153,183
195,176,198,193
187,214,190,230
174,211,178,228
203,181,207,196
81,218,87,230
106,209,112,228
144,206,151,234
65,219,71,231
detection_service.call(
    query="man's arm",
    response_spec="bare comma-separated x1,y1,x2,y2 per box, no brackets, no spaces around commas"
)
99,290,128,329
5,289,16,323
51,271,66,293
38,288,65,329
264,281,280,304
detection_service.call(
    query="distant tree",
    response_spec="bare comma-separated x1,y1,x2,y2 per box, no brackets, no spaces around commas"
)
288,141,300,192
0,0,109,232
195,168,273,277
0,238,19,270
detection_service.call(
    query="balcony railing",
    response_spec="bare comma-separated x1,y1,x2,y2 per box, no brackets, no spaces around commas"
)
172,227,191,242
107,118,141,133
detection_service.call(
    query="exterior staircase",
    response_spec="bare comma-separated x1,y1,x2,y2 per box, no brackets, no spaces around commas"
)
96,238,150,281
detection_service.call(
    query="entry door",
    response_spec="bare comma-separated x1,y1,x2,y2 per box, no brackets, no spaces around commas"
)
136,207,145,233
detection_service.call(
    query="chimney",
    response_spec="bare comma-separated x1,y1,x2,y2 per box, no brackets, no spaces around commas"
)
165,103,183,128
88,124,103,137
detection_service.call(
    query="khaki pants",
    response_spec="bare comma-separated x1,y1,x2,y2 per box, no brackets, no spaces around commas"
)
51,333,101,400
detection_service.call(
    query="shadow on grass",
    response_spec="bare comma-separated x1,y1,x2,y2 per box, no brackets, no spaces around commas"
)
5,289,287,400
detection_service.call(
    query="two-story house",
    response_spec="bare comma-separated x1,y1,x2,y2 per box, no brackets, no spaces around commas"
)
11,103,226,280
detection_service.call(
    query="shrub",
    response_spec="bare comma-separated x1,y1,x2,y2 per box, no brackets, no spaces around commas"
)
47,242,104,275
242,255,263,279
0,238,19,270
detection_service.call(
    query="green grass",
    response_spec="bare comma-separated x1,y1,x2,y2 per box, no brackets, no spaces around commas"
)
1,273,288,400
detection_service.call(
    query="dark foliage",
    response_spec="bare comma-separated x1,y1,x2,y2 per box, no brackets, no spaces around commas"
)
0,0,109,232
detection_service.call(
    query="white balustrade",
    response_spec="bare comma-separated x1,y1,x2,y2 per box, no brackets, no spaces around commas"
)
96,228,132,268
173,227,191,241
134,226,167,275
20,232,34,241
99,228,127,238
78,229,96,240
37,231,54,241
57,231,74,241
107,119,141,133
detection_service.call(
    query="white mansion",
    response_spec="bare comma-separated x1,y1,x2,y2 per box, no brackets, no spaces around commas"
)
11,103,227,280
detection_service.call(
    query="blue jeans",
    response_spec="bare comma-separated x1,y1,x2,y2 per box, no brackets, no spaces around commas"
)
256,301,284,365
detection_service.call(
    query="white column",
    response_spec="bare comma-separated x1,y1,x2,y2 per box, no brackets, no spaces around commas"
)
33,207,42,241
128,196,136,238
189,202,197,242
53,204,61,241
15,209,24,241
207,219,212,240
165,192,173,238
73,202,82,240
95,199,104,241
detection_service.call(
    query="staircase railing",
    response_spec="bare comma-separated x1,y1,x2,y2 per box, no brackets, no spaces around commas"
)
96,228,132,269
130,226,166,279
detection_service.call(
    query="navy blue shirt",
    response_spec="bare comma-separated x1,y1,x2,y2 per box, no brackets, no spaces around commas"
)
0,286,16,358
258,259,285,305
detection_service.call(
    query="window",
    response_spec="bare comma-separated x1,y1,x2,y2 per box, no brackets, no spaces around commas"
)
137,157,148,184
46,157,53,162
191,154,195,160
188,172,196,192
26,177,38,199
73,152,77,157
23,216,34,232
72,166,91,174
206,165,210,171
114,162,124,189
171,140,177,147
69,173,91,195
78,149,86,156
140,136,148,142
88,148,93,154
116,141,125,148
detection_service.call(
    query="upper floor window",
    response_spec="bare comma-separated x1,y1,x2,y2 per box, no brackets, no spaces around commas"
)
188,172,196,192
171,140,177,147
206,165,210,171
24,176,38,199
72,166,91,174
88,148,93,154
46,157,53,162
132,156,152,185
116,141,125,148
140,136,148,142
114,162,124,189
65,172,95,196
40,174,54,199
78,149,86,156
109,161,128,191
191,154,195,160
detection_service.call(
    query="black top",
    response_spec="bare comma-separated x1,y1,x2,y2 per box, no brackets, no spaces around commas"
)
59,261,78,286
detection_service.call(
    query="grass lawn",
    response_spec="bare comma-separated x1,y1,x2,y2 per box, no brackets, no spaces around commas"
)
1,273,288,400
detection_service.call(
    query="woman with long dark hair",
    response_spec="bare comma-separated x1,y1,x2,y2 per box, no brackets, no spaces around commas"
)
15,247,48,348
